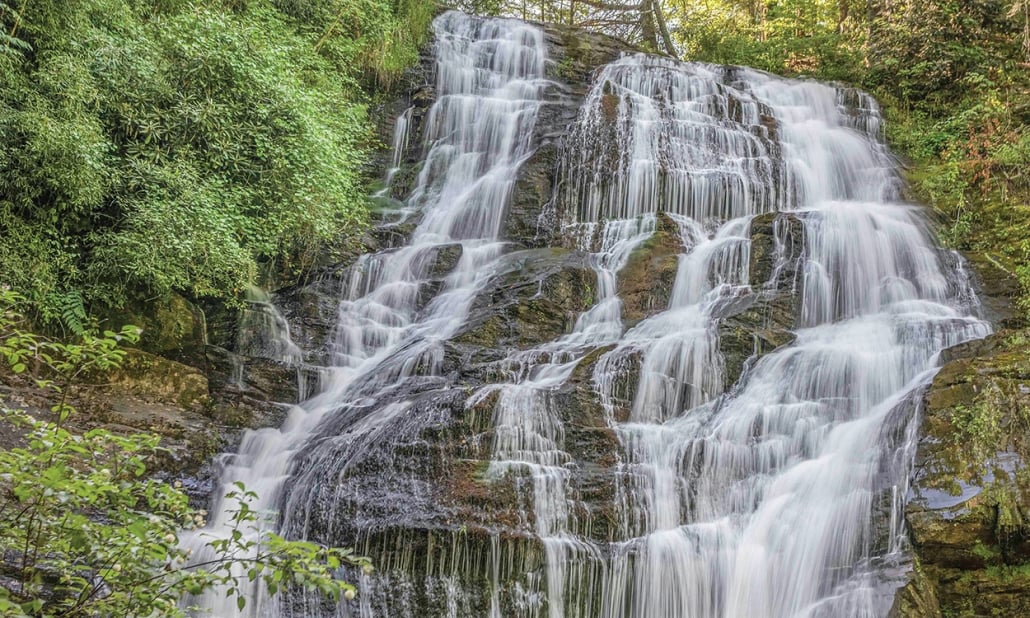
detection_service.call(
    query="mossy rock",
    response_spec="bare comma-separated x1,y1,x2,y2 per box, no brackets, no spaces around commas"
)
504,143,559,247
930,562,1030,618
961,252,1026,330
441,459,527,532
544,24,637,89
749,211,803,290
717,314,796,390
453,248,596,350
617,212,685,325
904,328,1030,616
101,349,209,411
888,557,942,618
99,293,207,366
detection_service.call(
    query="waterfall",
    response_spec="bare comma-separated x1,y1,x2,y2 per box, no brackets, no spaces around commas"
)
568,56,988,618
187,14,991,618
183,12,550,617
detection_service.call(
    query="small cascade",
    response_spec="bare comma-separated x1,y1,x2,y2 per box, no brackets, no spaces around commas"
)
237,286,304,365
376,106,415,197
230,285,309,393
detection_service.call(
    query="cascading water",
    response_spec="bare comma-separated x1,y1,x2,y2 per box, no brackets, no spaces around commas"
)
184,11,550,617
562,57,989,618
188,13,992,618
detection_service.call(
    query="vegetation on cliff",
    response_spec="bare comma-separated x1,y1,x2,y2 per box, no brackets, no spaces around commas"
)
0,0,432,329
0,292,368,615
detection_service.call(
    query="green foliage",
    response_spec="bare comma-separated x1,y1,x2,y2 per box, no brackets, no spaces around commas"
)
0,2,31,61
0,290,370,616
0,0,433,326
952,398,1004,466
951,381,1030,471
274,0,436,86
673,0,865,81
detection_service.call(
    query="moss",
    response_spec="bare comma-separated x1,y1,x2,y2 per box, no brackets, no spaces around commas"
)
971,540,1002,562
907,328,1030,616
889,556,942,618
617,212,684,324
100,349,209,411
902,160,1030,327
950,390,1006,470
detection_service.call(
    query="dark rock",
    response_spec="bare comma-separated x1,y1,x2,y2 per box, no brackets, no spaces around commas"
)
201,344,294,430
748,211,804,290
98,293,207,367
424,243,463,278
504,143,559,246
718,307,797,390
544,25,637,92
962,252,1026,329
714,212,803,389
370,203,422,250
453,248,596,350
888,557,942,618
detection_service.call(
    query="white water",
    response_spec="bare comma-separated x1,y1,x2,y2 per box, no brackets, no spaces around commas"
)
183,12,549,617
572,57,988,618
187,17,991,618
478,215,657,617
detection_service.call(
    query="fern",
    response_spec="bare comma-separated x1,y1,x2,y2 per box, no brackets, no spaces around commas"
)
56,292,88,337
0,32,31,55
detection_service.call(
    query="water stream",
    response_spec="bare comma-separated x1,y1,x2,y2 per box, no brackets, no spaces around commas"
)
188,12,990,618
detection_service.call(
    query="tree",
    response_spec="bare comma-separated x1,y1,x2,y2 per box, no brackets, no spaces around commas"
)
455,0,678,55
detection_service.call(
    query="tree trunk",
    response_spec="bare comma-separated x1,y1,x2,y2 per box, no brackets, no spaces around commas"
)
653,0,677,57
640,0,658,50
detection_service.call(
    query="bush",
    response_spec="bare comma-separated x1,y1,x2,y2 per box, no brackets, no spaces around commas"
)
0,291,368,616
0,0,439,326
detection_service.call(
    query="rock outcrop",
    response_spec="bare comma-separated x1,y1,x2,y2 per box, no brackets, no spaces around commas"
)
893,330,1030,617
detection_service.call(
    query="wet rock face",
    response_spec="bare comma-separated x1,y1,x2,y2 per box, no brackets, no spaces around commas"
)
617,212,684,325
717,212,802,389
504,28,635,249
454,248,597,350
897,330,1030,617
961,251,1027,330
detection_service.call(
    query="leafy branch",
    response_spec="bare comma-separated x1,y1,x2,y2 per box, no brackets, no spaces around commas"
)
0,291,369,616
